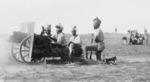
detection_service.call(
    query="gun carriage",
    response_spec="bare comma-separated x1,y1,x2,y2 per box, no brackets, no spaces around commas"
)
10,22,69,64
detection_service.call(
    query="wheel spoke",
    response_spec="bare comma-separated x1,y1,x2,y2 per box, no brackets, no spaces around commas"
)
21,50,30,52
12,48,19,50
13,52,19,55
16,54,21,59
23,54,29,58
23,45,30,48
27,39,30,44
14,43,20,46
19,36,45,64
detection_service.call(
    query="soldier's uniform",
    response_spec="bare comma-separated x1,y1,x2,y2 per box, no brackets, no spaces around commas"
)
52,24,69,61
68,26,82,57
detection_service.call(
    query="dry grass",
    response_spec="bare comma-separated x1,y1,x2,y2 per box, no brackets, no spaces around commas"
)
0,33,150,82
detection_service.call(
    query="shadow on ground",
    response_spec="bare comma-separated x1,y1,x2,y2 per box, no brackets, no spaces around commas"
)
46,58,99,65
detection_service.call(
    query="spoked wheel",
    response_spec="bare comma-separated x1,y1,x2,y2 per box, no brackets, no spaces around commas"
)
20,36,45,64
11,43,24,63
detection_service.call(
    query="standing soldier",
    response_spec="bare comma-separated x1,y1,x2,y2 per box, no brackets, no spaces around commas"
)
144,27,148,45
83,17,105,61
115,28,117,33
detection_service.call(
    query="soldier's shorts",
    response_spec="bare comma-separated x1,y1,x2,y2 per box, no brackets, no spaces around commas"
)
69,43,82,57
52,46,69,61
83,42,105,58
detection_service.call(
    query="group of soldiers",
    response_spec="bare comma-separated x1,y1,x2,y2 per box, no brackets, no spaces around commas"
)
122,28,149,45
42,17,105,63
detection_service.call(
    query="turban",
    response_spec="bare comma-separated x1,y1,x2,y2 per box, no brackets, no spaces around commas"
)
71,26,77,31
47,25,51,30
93,17,101,26
55,23,64,31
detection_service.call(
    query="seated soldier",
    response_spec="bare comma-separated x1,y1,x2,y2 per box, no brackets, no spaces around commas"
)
83,17,105,61
68,26,82,58
50,23,69,62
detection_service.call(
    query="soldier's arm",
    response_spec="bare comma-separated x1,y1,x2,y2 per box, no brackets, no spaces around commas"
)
68,37,73,47
50,37,57,42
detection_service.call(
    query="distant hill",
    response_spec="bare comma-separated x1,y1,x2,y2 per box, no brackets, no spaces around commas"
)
1,33,149,46
65,33,128,45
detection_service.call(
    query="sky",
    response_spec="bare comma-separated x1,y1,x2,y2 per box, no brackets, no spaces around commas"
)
0,0,150,35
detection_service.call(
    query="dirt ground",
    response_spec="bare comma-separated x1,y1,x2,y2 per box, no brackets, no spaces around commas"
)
0,34,150,82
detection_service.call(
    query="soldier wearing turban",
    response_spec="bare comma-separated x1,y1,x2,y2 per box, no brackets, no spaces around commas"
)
51,23,69,62
68,26,82,59
83,17,105,61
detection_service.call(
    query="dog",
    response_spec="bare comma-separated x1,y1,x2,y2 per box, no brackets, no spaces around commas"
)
102,55,117,65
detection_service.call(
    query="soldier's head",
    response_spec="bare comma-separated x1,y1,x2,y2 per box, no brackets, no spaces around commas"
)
46,24,51,35
93,17,101,29
71,26,77,36
55,23,63,34
47,24,51,30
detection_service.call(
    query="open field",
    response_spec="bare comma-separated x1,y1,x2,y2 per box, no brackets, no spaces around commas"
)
0,33,150,82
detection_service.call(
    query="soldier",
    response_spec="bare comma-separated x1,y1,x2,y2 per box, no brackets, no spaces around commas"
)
51,23,69,62
115,28,117,33
46,24,51,36
40,25,51,37
83,17,105,61
68,26,82,58
144,27,148,45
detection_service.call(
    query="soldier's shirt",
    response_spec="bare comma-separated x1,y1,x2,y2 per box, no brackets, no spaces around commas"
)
69,35,81,45
93,28,105,51
94,28,104,43
56,32,67,46
52,32,69,56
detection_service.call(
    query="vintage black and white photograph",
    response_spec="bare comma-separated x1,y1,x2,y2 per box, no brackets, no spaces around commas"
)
0,0,150,82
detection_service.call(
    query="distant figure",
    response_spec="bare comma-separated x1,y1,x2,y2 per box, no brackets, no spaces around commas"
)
144,27,148,45
144,27,147,33
128,30,145,45
122,36,127,45
115,28,117,33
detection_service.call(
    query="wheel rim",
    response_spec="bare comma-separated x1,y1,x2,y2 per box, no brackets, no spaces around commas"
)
11,43,24,63
20,36,44,64
20,36,32,63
